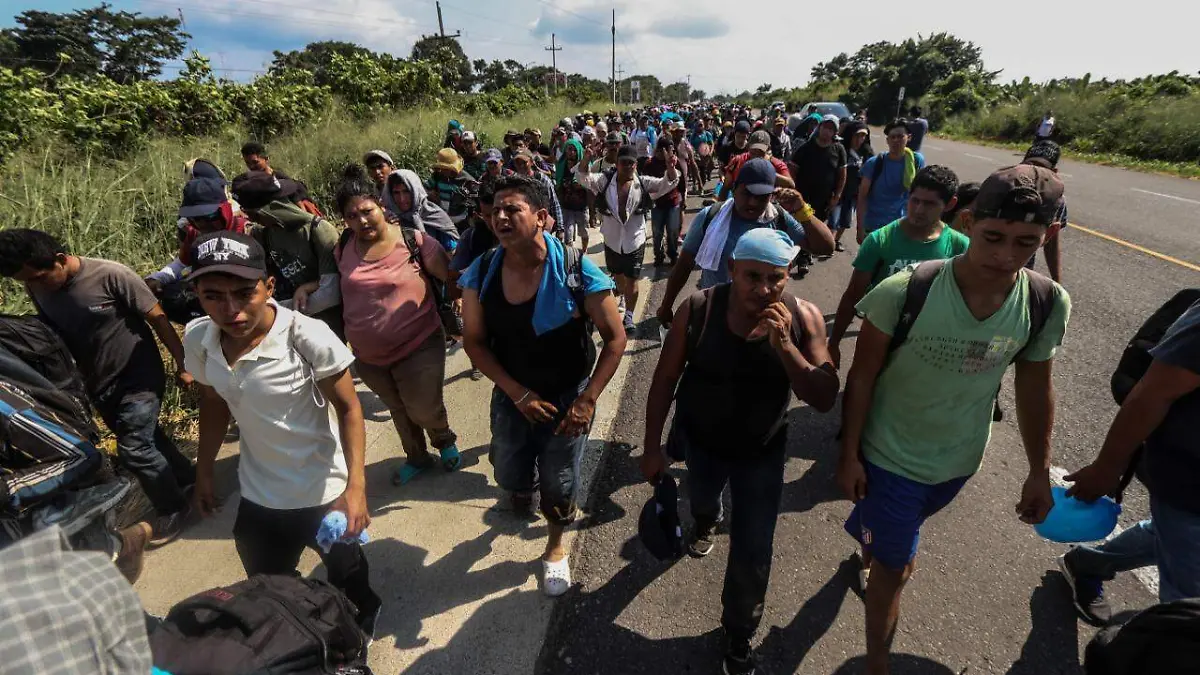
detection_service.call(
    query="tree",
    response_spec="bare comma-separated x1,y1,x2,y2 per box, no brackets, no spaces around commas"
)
663,81,689,102
271,41,377,83
410,35,472,92
4,4,188,82
691,88,707,102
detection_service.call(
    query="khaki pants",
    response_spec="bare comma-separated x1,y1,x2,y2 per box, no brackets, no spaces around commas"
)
355,330,457,466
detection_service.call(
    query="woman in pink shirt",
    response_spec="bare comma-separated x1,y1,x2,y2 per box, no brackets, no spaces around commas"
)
335,172,460,486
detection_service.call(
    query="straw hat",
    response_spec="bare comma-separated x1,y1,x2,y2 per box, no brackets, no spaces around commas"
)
431,147,464,174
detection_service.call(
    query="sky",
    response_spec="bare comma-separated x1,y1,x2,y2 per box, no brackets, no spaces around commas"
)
8,0,1199,96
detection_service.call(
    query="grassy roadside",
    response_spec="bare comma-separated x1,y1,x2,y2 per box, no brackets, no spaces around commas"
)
934,131,1200,180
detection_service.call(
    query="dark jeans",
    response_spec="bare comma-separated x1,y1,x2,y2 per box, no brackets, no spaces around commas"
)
488,384,589,526
233,498,381,619
684,433,787,643
651,205,681,261
94,382,194,516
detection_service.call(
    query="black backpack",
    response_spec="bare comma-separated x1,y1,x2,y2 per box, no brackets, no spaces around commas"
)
1111,289,1200,404
1105,288,1200,501
1084,598,1200,675
0,314,93,428
150,574,370,675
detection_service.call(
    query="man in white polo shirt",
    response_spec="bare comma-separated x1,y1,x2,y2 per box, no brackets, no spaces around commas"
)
183,231,381,636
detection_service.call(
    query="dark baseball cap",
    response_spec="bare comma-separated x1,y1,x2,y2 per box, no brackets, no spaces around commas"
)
748,130,772,153
734,120,752,134
231,171,299,211
638,473,683,561
188,231,267,281
617,145,638,162
972,165,1065,226
1023,140,1061,170
605,131,623,144
735,157,777,195
179,177,228,218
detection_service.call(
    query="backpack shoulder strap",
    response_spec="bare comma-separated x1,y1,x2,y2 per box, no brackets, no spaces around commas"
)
889,259,946,353
400,226,424,271
1014,269,1058,362
685,287,716,358
334,227,353,260
867,154,887,196
562,245,589,316
696,204,720,239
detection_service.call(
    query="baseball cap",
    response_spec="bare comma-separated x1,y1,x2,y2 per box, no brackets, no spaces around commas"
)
617,145,638,162
188,231,267,281
230,171,300,211
820,114,840,128
735,157,777,195
734,120,752,134
605,131,623,144
972,165,1065,226
748,130,773,153
1023,140,1061,170
483,148,503,164
638,473,683,561
461,130,476,143
179,177,229,218
560,117,574,129
363,149,394,167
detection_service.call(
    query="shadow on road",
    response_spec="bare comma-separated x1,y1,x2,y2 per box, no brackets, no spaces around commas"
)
779,401,845,516
833,654,961,674
1006,572,1083,675
757,557,856,671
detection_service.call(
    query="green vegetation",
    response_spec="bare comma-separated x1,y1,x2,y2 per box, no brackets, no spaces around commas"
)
736,35,1199,171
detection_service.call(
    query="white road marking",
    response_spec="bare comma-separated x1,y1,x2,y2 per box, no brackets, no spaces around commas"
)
964,153,995,162
1058,173,1073,178
1131,188,1200,205
922,143,945,151
1049,466,1159,595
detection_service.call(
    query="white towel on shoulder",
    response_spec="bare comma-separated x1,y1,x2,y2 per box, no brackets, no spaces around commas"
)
695,200,736,271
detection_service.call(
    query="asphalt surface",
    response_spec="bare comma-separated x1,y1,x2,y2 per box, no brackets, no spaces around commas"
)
538,138,1199,675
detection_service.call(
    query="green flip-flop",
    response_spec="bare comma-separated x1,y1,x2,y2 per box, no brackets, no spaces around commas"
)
392,463,426,485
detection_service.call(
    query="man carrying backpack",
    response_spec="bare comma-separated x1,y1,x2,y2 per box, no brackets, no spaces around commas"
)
641,228,839,675
655,159,835,327
459,175,626,597
578,143,679,333
827,166,969,368
185,231,382,638
1060,296,1200,625
0,229,197,546
856,121,926,244
837,165,1071,675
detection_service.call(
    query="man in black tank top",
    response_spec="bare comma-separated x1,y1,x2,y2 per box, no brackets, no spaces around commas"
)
459,175,627,598
642,229,839,675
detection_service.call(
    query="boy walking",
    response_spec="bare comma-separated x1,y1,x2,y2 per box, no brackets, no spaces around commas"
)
838,165,1071,675
185,231,381,636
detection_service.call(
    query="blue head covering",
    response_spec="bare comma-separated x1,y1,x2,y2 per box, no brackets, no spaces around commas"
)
731,228,800,267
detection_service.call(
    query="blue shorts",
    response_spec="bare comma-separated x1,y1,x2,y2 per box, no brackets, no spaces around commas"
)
843,461,971,570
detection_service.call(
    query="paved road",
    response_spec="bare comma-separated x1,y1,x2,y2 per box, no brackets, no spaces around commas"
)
540,139,1199,674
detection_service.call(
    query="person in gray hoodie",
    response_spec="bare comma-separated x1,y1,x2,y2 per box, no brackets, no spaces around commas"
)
381,169,462,253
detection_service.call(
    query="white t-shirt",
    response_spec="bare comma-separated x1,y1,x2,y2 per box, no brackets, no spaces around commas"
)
184,302,354,510
1037,116,1055,137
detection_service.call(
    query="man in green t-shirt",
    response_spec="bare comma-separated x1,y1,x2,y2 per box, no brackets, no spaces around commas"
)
828,165,969,367
837,164,1071,675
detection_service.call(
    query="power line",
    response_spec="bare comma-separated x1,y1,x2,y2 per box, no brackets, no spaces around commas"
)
532,0,608,27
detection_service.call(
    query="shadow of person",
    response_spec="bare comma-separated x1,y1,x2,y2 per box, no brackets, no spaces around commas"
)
1006,571,1083,675
778,400,846,516
356,389,391,424
362,444,497,516
833,654,961,674
757,557,856,672
312,507,543,653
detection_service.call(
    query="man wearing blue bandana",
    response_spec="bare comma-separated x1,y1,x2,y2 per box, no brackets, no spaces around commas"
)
459,175,626,598
642,228,839,675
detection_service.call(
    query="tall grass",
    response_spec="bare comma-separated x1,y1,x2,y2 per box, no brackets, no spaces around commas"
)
943,91,1200,169
0,101,588,312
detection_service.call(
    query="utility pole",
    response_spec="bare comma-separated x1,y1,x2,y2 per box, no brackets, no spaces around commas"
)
685,74,691,102
433,1,461,40
611,9,617,105
545,33,562,95
615,65,625,104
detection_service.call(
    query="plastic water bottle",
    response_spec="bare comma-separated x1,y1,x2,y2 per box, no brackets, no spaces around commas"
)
1034,486,1121,543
